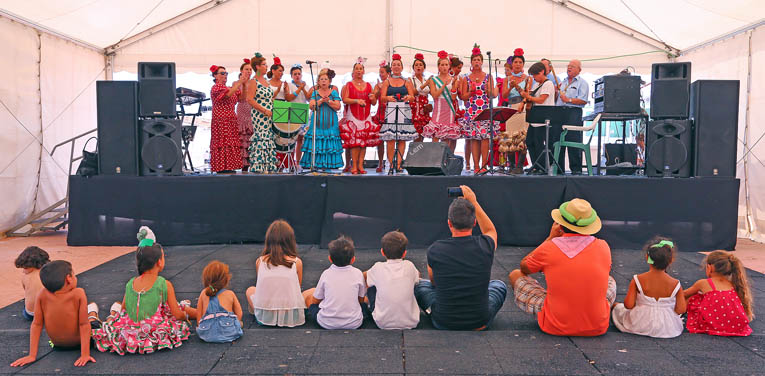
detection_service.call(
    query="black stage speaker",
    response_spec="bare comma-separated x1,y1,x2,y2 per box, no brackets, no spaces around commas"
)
650,62,691,119
593,75,641,114
139,118,182,176
690,80,740,177
646,119,693,178
96,81,139,175
403,142,463,176
138,62,176,117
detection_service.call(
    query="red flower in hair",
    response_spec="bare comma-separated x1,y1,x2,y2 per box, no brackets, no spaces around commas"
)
273,57,281,65
243,58,250,64
472,43,481,56
209,65,219,73
414,53,424,61
392,53,402,61
437,50,448,59
514,48,524,57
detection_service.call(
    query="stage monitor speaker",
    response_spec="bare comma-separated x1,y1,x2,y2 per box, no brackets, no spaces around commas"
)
138,62,176,118
96,81,139,176
139,118,182,176
650,62,691,119
646,119,692,178
403,142,463,176
691,80,740,177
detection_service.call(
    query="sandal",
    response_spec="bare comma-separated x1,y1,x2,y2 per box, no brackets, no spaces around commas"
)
376,165,383,173
106,302,122,321
342,166,351,173
359,169,367,174
87,303,100,322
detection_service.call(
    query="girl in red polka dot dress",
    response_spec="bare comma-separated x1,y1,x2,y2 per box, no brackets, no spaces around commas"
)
683,251,753,336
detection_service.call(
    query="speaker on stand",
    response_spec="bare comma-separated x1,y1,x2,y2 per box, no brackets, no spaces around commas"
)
650,62,691,119
646,119,693,178
138,62,176,118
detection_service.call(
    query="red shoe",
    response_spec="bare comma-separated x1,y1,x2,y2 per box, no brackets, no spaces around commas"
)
343,166,351,173
359,169,367,174
351,170,359,175
376,165,383,173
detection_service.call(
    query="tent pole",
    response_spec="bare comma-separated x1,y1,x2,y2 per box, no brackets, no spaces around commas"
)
681,20,764,56
743,31,754,237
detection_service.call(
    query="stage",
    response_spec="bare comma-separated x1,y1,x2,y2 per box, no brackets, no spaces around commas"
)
68,174,739,252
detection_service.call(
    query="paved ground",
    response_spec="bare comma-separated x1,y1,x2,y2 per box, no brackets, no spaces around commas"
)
0,244,763,375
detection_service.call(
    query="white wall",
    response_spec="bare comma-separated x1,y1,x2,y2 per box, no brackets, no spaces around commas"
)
0,15,104,232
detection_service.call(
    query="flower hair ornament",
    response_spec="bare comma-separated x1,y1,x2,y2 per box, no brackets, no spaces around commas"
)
514,48,524,57
292,63,302,69
379,59,388,68
253,52,263,58
272,56,282,66
437,50,448,59
355,56,367,65
414,53,425,61
209,65,219,74
392,53,402,61
471,43,481,56
137,226,156,247
243,58,250,64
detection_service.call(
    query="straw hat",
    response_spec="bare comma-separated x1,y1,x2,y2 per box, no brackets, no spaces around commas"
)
550,198,601,235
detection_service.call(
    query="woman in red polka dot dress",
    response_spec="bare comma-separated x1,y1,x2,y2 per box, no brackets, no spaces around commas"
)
210,65,246,173
683,251,753,336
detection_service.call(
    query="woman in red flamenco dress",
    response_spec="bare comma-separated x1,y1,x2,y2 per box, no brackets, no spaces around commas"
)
209,65,246,173
339,58,381,174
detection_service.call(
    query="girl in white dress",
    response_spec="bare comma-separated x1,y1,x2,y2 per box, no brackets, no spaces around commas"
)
612,238,686,338
245,220,306,327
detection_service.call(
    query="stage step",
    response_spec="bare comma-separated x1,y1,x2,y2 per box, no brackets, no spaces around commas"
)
4,197,68,237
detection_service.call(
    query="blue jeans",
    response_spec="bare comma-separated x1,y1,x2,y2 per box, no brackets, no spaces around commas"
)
414,279,508,330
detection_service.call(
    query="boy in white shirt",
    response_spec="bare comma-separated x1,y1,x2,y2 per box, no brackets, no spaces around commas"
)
302,236,367,330
365,231,420,329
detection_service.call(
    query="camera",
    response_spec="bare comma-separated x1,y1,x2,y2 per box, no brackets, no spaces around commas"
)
447,187,463,197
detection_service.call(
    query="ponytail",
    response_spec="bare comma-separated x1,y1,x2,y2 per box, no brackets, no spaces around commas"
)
705,251,754,321
728,254,754,320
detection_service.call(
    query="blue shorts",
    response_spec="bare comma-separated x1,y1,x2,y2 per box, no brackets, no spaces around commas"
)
21,306,34,321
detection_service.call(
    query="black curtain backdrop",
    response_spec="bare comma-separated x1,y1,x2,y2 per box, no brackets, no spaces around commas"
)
68,175,739,252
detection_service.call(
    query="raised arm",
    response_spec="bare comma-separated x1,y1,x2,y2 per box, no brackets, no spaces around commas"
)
459,185,497,248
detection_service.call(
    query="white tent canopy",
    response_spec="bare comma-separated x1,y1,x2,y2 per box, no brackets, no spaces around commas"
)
1,0,764,245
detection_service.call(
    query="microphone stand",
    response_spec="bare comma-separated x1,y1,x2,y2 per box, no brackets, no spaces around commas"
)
299,61,319,174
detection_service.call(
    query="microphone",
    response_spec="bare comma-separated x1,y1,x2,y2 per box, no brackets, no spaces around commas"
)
305,60,317,65
486,51,492,56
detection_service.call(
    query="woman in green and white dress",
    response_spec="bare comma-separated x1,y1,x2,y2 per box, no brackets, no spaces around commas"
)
246,53,278,173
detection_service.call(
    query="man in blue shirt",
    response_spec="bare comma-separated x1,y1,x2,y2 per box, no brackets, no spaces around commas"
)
555,60,589,174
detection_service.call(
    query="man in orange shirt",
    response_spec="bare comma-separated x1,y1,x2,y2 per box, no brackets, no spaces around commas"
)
508,198,616,336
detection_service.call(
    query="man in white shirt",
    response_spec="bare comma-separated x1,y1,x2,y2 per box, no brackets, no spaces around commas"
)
555,60,589,174
365,231,420,330
520,62,556,174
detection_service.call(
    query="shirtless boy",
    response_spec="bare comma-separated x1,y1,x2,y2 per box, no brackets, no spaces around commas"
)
11,260,96,367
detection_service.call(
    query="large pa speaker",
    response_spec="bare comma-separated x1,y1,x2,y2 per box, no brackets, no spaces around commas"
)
96,81,139,176
646,119,693,178
690,80,740,177
403,142,463,176
138,62,176,117
139,118,182,176
650,62,691,119
593,75,641,114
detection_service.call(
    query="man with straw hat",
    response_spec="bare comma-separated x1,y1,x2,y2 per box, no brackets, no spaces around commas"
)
509,198,616,336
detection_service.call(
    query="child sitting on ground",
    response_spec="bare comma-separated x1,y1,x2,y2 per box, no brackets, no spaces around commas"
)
611,238,686,338
302,236,367,330
14,246,50,321
684,250,754,336
183,260,243,342
91,230,191,354
11,261,96,367
364,231,420,329
246,219,306,327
